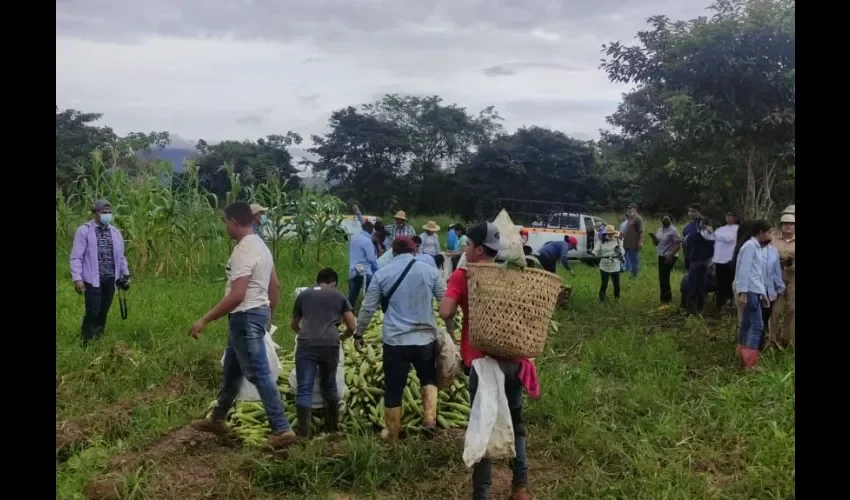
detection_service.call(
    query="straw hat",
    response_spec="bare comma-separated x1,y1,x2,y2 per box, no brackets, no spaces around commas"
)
392,210,408,221
782,204,795,215
780,213,795,224
422,220,441,232
250,203,268,215
602,224,619,236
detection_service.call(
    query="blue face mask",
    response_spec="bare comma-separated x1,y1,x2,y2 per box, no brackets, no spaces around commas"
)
100,213,114,225
260,214,268,226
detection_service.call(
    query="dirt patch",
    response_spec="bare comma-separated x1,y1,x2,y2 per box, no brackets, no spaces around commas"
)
57,374,198,454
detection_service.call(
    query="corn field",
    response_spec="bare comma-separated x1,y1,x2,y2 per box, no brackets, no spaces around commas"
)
55,153,350,278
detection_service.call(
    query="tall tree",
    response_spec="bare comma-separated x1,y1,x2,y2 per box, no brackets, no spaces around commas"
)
601,0,795,218
56,107,117,188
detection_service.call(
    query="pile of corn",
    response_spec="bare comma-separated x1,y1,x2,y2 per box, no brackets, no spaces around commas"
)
211,308,470,446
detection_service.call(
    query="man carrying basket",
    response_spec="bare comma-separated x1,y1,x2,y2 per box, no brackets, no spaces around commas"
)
439,222,538,500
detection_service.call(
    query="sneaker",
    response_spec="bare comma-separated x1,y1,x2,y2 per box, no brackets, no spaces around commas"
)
267,430,297,449
189,418,228,436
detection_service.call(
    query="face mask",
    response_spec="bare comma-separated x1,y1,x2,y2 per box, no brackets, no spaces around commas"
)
260,214,268,226
100,213,114,225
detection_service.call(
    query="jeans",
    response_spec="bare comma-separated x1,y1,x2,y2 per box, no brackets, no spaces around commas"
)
212,306,291,433
81,279,116,343
347,275,372,308
714,262,735,310
295,345,340,409
657,256,677,303
738,292,764,349
470,361,527,499
382,343,437,408
686,260,709,314
624,249,640,277
599,270,621,302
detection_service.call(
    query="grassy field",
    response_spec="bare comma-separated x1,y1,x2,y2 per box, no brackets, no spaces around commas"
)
56,213,794,500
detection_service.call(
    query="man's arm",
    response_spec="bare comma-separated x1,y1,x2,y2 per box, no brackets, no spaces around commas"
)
269,265,280,318
70,226,86,283
364,238,379,273
432,268,447,303
342,311,356,335
290,294,303,333
734,243,754,294
355,276,382,335
439,270,462,320
199,276,250,326
352,204,364,225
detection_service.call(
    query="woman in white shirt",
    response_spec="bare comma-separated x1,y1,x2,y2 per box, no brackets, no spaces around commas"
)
419,221,443,268
712,211,739,311
593,225,624,303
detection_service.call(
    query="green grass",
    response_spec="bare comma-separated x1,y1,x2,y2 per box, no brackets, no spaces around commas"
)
55,216,794,500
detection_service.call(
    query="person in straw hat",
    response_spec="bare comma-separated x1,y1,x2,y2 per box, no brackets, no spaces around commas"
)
419,220,444,268
768,212,795,347
385,209,416,246
249,203,268,236
438,222,538,500
593,225,624,303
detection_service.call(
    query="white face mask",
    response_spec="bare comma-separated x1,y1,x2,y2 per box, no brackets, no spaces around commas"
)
99,213,114,225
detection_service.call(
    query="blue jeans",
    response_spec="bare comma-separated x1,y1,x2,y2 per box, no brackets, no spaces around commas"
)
624,249,640,277
295,345,340,409
469,361,528,499
738,292,764,349
347,274,372,307
212,306,291,433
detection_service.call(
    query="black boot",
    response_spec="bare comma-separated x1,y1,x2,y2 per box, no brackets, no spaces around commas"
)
324,402,339,433
296,406,311,438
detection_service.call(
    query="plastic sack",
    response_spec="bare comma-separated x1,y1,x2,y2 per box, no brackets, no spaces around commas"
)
463,357,516,467
435,327,463,389
288,344,349,409
221,325,282,402
493,209,526,267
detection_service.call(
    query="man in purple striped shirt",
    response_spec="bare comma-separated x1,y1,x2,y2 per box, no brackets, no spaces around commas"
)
70,199,131,344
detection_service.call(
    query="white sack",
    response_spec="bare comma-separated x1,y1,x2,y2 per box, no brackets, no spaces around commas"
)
221,325,282,402
463,357,516,467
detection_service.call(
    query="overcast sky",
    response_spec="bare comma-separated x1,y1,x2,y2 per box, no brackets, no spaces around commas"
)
56,0,711,148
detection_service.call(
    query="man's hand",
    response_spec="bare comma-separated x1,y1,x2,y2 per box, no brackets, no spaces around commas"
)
762,296,770,308
352,204,359,213
353,336,365,352
739,293,748,305
665,254,674,264
74,281,86,294
188,319,207,339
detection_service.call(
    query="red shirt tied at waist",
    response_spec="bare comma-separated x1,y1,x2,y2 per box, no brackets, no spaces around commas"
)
445,267,540,399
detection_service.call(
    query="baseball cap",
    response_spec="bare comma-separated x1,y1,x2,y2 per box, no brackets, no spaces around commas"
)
92,199,112,212
391,235,416,254
250,203,268,215
467,222,504,252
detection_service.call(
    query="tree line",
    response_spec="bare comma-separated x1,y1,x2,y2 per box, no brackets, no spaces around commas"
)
55,0,794,221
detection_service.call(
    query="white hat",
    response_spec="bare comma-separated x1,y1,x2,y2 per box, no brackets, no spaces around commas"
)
782,204,795,215
250,203,268,215
780,213,795,224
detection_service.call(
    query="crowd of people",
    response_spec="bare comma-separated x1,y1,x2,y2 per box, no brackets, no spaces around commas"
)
67,198,794,498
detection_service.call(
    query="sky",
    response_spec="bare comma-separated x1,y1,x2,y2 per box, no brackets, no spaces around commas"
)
56,0,712,149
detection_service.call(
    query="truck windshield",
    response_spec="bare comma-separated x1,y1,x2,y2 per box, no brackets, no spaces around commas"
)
548,213,580,229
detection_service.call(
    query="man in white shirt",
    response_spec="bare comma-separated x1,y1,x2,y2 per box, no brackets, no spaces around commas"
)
188,201,296,449
713,211,739,311
734,219,773,369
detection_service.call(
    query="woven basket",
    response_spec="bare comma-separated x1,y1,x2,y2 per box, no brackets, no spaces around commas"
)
466,263,563,359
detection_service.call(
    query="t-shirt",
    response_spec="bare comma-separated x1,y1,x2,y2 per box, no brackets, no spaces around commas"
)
445,268,483,367
292,287,352,347
622,215,644,250
225,234,274,313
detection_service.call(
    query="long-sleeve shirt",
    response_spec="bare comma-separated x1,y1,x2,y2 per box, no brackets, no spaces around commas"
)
537,240,572,271
713,224,738,264
70,221,130,288
593,238,623,273
446,229,458,252
654,225,682,257
686,229,715,264
734,238,766,296
356,253,446,346
385,222,416,246
378,251,436,269
418,232,441,256
763,245,786,301
348,230,379,279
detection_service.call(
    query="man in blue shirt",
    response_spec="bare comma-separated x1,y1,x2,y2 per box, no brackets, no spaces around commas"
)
682,203,703,270
446,224,458,253
684,216,715,315
354,236,446,440
347,221,379,308
536,236,576,276
734,219,772,369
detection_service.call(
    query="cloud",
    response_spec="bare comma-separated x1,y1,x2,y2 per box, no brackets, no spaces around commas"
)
56,0,711,143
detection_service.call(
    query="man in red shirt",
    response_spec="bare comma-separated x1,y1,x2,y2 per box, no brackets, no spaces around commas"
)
439,222,530,500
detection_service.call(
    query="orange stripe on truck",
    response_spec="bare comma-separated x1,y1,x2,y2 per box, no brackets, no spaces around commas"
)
521,227,583,235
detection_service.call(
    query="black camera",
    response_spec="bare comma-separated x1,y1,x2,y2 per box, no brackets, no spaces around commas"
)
116,277,131,291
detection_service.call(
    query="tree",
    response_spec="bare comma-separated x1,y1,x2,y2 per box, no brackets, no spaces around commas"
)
601,0,795,218
56,107,117,188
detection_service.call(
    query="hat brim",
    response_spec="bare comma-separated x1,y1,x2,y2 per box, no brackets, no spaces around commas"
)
422,224,441,232
393,213,408,221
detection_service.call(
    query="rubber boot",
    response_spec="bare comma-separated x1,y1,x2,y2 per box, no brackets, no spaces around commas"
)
324,403,339,433
421,385,438,432
379,407,402,441
296,406,312,438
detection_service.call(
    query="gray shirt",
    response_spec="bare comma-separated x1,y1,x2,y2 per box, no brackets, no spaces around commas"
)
292,287,353,347
655,225,682,257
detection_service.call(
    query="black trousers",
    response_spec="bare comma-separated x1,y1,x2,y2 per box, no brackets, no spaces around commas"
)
538,254,557,274
382,342,437,408
599,270,621,301
686,260,709,314
657,255,677,303
714,262,735,310
81,279,116,342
